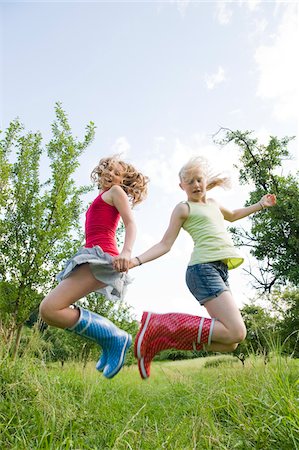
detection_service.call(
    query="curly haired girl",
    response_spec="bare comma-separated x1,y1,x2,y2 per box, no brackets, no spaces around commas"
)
40,155,148,379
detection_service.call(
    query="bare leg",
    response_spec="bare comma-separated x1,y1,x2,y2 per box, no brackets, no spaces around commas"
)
39,264,106,329
40,264,132,379
203,290,246,351
204,342,239,352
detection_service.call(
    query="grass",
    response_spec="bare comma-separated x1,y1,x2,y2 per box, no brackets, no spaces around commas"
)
0,353,298,449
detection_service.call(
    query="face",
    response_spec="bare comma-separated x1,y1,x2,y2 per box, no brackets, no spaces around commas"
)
100,161,124,190
180,168,207,202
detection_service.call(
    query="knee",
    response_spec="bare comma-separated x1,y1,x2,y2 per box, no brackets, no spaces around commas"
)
228,324,247,344
239,324,247,342
224,342,239,352
39,297,54,324
230,342,239,351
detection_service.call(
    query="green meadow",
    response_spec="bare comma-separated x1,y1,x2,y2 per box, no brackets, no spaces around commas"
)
1,354,298,449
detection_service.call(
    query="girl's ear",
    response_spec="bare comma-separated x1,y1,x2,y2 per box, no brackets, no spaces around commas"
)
179,182,184,191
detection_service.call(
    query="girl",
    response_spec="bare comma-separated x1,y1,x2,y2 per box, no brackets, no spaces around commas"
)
39,155,148,379
126,156,276,379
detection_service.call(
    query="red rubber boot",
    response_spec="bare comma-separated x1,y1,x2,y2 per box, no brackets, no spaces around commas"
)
134,312,215,379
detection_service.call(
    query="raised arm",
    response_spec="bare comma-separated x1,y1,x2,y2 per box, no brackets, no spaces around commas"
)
219,193,277,222
130,202,189,269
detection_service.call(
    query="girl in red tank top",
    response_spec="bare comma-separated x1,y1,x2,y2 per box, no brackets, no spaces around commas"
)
40,156,148,379
85,191,121,256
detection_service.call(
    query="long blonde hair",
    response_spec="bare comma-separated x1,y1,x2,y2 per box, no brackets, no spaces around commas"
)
179,156,231,190
91,155,149,206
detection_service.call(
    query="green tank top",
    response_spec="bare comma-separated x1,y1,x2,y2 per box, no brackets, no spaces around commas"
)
182,200,244,270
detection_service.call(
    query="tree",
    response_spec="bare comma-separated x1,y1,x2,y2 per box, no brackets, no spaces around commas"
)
238,303,280,360
215,129,299,289
0,103,95,354
273,288,299,357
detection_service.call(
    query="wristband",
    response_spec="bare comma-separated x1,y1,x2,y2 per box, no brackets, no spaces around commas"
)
136,256,142,266
259,201,264,210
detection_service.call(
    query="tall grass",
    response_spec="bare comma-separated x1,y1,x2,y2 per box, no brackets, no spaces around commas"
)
1,349,298,449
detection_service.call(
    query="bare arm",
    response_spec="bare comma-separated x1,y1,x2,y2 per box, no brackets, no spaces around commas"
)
130,202,189,269
110,185,137,272
219,193,277,222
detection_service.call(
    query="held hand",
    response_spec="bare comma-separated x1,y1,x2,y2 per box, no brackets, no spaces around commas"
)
260,194,276,208
113,251,131,273
128,258,139,270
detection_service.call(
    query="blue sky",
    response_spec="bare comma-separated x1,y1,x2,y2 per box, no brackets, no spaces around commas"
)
1,1,298,319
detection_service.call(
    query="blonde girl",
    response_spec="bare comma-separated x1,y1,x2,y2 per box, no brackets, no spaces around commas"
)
127,156,276,379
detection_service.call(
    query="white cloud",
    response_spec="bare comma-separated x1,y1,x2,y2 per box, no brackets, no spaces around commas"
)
215,1,233,25
229,108,242,116
176,0,190,17
111,136,131,158
253,126,274,146
249,17,268,41
143,134,242,195
254,3,299,121
160,0,190,17
204,66,226,90
143,138,198,193
240,0,261,12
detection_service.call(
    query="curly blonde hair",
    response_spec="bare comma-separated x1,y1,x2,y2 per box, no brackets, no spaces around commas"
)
179,156,231,191
91,155,149,206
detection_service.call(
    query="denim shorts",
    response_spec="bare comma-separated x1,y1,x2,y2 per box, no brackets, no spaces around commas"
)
185,261,230,305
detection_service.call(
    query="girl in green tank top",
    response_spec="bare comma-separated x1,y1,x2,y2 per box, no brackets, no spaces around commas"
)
124,156,276,379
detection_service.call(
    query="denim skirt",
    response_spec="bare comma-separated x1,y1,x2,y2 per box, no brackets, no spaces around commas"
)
56,246,131,301
186,261,230,305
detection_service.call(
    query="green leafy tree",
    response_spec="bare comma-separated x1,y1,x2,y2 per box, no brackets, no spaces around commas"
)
272,288,299,357
0,103,95,355
238,304,280,359
215,129,299,289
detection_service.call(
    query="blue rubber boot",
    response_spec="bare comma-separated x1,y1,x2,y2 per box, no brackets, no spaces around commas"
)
96,352,107,372
67,307,132,379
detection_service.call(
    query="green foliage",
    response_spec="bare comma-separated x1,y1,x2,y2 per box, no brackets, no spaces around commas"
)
238,288,299,360
154,348,205,362
116,219,125,248
0,103,95,342
0,104,137,359
203,355,238,368
238,303,280,357
0,353,298,449
216,129,299,289
275,288,299,357
17,324,52,360
41,327,87,363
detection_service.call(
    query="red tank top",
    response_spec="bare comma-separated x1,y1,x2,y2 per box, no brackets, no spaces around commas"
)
85,192,120,256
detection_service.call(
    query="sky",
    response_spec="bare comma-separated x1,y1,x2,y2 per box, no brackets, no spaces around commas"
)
1,0,298,320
